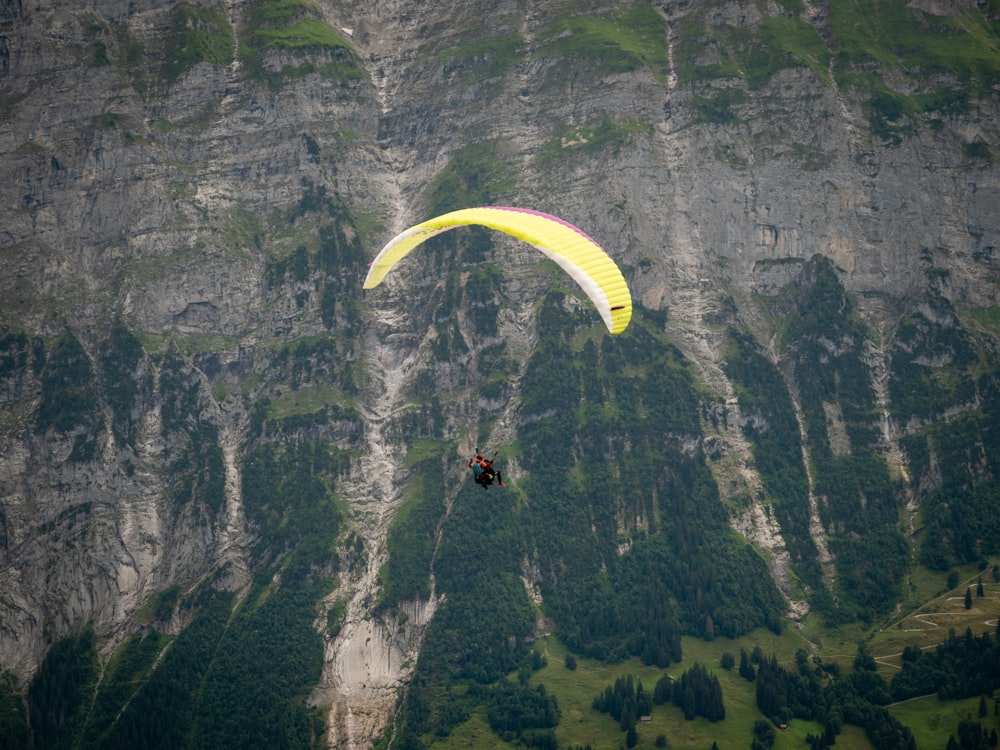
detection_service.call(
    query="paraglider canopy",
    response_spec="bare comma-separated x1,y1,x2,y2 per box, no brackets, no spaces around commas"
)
363,206,632,334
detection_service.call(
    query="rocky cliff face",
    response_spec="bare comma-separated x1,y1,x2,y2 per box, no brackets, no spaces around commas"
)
1,0,999,747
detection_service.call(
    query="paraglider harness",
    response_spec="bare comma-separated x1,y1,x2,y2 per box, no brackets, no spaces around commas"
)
470,450,503,489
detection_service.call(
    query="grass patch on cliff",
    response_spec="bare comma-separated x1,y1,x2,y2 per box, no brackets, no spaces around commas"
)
438,32,524,81
827,0,1000,144
110,2,234,92
753,16,832,85
676,8,831,87
694,89,747,124
238,0,362,85
536,3,669,82
220,207,263,256
161,2,235,85
673,4,741,84
829,0,1000,94
266,384,346,420
251,19,347,50
427,140,518,215
534,116,652,166
964,305,1000,338
403,438,451,467
135,331,239,356
672,0,1000,137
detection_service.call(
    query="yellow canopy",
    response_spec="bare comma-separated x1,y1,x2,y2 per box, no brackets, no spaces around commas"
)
363,206,632,334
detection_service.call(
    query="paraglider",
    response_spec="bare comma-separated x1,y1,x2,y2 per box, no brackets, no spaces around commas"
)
468,453,504,489
363,206,632,334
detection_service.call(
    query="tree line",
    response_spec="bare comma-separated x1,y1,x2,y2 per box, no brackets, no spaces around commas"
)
891,626,1000,701
591,663,725,748
749,644,917,750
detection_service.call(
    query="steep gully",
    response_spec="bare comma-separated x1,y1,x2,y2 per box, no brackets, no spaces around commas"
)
311,24,436,739
314,315,431,750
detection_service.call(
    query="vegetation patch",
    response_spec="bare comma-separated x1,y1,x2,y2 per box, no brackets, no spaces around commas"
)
889,693,1000,750
438,32,524,81
965,139,993,163
829,0,1000,96
195,207,261,259
756,16,832,85
238,0,362,85
79,632,169,746
866,90,913,145
96,112,124,130
376,457,446,611
536,3,669,82
724,329,818,578
677,16,831,88
672,0,1000,145
91,39,111,67
242,439,346,557
535,116,652,166
36,331,103,461
778,257,907,622
690,88,748,124
27,630,99,748
99,322,150,448
0,672,29,746
427,139,517,216
267,383,347,420
673,4,742,84
161,2,235,85
965,305,1000,337
887,294,977,423
159,347,227,516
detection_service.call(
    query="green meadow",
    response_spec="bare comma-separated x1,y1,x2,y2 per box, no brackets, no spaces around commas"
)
889,694,1000,750
428,628,825,750
424,560,1000,749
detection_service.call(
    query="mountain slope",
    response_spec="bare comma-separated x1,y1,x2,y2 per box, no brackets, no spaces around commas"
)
1,0,999,747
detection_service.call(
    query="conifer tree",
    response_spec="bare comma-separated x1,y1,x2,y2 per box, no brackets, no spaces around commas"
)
653,675,673,705
854,640,877,672
740,648,756,681
626,723,638,748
